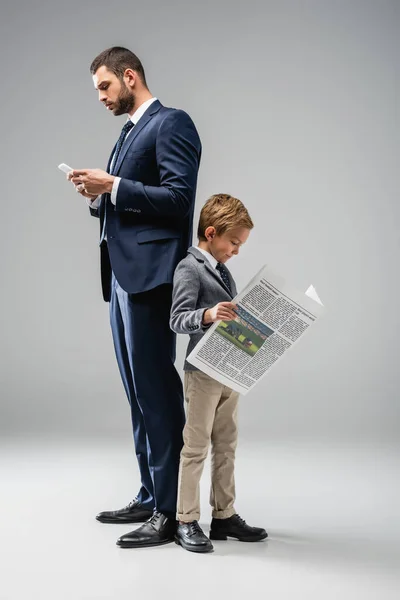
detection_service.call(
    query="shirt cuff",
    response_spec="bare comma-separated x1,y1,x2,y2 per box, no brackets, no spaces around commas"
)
111,177,121,205
86,195,101,208
201,308,213,329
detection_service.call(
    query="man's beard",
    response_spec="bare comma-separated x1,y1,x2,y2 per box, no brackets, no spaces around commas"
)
113,83,135,116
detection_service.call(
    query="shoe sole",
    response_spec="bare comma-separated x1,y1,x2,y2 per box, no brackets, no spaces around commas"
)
96,515,153,524
174,537,214,553
117,538,175,549
209,532,268,542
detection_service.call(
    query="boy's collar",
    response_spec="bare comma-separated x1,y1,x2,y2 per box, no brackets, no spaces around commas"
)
194,246,218,269
187,246,206,261
187,247,233,298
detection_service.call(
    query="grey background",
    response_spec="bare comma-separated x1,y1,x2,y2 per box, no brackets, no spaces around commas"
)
0,0,398,444
1,2,399,599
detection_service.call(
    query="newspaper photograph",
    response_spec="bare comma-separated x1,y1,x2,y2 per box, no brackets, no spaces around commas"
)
186,265,325,395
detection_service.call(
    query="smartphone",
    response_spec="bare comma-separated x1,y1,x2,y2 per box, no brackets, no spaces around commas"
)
58,163,73,174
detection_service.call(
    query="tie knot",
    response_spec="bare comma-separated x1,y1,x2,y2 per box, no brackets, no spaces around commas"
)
122,120,134,135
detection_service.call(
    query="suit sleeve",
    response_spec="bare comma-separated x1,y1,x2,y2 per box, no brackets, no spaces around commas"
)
115,110,201,218
170,261,211,335
89,207,100,218
87,195,101,218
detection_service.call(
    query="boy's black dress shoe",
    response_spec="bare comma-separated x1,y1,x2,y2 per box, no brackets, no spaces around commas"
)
116,512,176,548
209,514,268,542
175,521,214,553
96,500,153,524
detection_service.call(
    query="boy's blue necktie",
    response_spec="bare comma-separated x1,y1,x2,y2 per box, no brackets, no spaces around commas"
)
216,262,232,294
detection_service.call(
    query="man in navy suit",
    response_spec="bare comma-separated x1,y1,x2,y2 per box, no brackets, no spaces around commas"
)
69,47,201,548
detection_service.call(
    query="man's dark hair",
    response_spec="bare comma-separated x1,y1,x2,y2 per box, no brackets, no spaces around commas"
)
90,46,147,86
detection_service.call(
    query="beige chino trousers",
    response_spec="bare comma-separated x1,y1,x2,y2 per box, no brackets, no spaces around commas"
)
177,370,239,522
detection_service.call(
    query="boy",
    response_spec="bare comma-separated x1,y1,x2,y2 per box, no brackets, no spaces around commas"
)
170,193,268,553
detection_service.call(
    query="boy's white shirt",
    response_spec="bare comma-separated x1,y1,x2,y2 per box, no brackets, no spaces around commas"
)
195,246,218,270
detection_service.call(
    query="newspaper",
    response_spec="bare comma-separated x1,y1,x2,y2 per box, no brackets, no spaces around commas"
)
186,265,325,395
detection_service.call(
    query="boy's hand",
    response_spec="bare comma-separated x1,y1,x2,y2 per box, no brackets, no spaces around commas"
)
203,302,237,325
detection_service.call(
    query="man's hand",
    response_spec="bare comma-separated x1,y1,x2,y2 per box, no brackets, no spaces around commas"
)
66,171,98,200
203,302,237,325
68,169,115,195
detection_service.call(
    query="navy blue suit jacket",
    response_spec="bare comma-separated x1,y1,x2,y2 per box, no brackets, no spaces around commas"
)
91,100,202,301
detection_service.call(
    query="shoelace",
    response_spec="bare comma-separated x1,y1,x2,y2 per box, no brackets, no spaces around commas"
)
188,521,202,536
148,512,161,526
234,514,247,527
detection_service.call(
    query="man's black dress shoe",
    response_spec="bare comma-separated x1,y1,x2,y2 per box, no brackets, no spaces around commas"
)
96,500,153,524
116,512,176,548
175,521,214,553
209,514,268,542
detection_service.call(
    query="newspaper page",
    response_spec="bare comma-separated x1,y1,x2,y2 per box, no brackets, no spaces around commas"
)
186,265,325,395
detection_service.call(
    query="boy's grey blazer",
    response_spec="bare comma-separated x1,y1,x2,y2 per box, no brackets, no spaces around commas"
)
170,246,237,371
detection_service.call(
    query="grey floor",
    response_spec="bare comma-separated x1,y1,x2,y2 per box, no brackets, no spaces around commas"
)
1,437,399,600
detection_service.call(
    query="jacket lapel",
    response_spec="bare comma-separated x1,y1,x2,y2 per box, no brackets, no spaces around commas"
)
113,100,162,175
188,247,234,298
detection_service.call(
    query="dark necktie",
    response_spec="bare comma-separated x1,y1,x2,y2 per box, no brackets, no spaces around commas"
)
100,120,135,243
111,120,135,173
216,262,232,294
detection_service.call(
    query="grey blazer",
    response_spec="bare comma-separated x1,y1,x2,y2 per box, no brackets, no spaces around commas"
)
170,246,237,371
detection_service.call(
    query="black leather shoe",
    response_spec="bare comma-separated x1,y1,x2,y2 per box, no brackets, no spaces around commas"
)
96,500,153,524
209,514,268,542
175,521,214,553
116,512,176,548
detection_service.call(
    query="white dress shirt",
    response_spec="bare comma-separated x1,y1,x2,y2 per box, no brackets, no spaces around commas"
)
196,246,218,269
88,97,157,209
